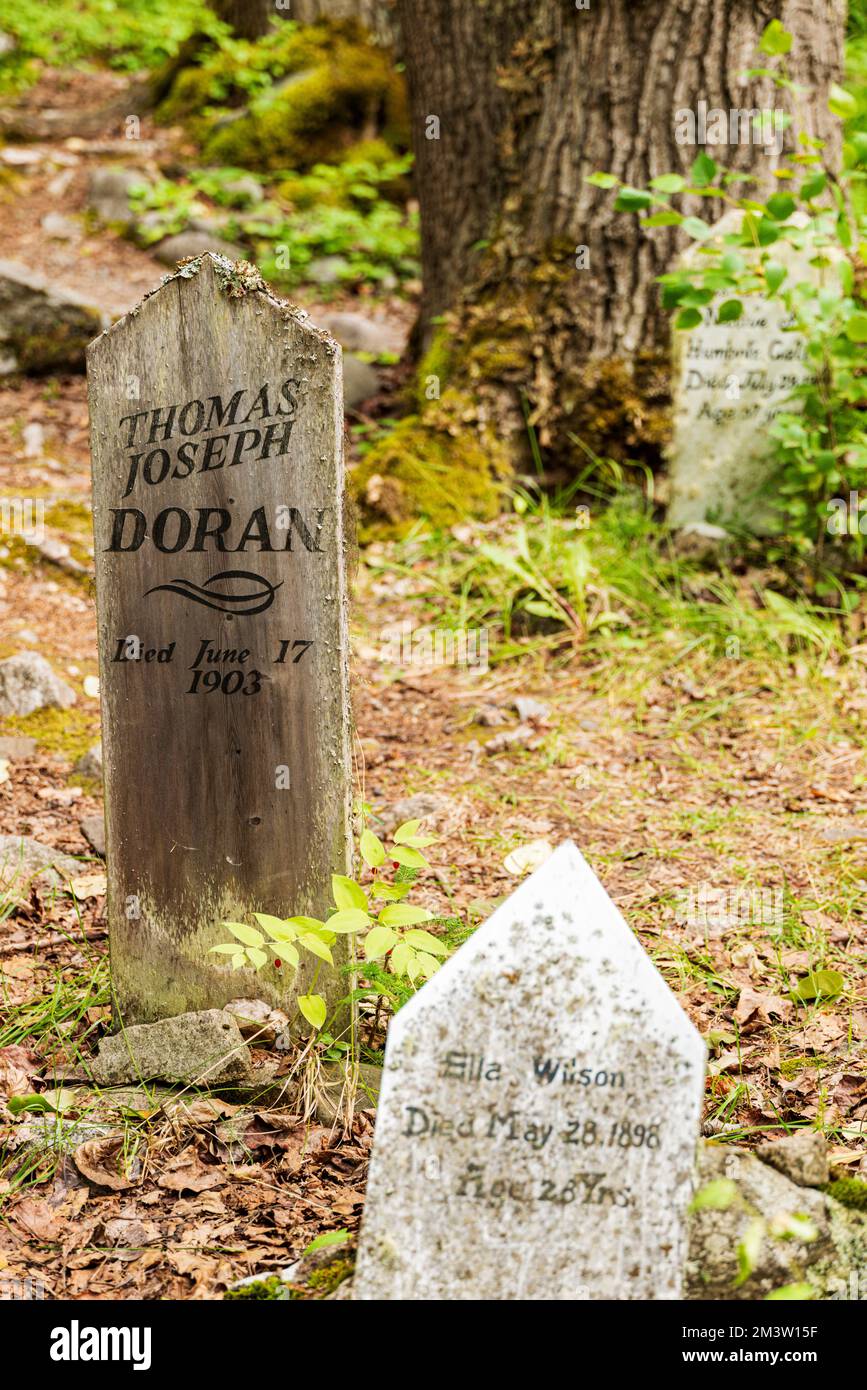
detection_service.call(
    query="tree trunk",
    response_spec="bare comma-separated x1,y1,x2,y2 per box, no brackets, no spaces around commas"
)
210,0,273,40
293,0,398,46
397,0,845,462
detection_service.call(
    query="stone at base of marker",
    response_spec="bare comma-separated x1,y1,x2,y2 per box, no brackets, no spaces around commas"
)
92,1009,252,1086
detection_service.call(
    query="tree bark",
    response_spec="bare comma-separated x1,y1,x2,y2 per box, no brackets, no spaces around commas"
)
210,0,273,40
293,0,398,46
397,0,845,460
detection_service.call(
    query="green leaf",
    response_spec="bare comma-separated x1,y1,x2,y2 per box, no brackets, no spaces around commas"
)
760,20,792,56
757,218,780,246
302,1229,349,1256
845,313,867,343
269,941,299,968
360,828,385,868
829,83,858,120
648,173,686,194
717,299,743,323
390,845,429,869
246,947,268,969
642,211,684,228
298,993,327,1030
326,907,371,933
9,1094,51,1115
371,880,411,901
614,186,652,212
332,874,368,911
766,192,795,222
392,819,422,844
675,308,703,330
771,1212,818,1242
414,951,442,980
11,1089,78,1115
364,925,399,960
764,262,787,293
378,904,434,927
586,171,618,188
253,913,296,941
689,1179,738,1213
765,1283,815,1301
224,921,264,948
209,943,243,955
286,916,328,935
792,969,845,1001
735,1218,766,1287
297,933,334,965
689,153,717,188
389,940,413,976
799,173,826,200
681,216,711,239
404,928,449,956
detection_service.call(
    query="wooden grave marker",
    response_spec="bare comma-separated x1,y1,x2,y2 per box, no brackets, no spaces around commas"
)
87,255,352,1024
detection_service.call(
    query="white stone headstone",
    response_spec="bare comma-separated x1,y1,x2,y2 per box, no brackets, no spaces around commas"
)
668,211,828,530
353,841,706,1301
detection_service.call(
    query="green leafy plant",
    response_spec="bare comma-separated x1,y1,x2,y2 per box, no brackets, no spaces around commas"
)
592,21,867,571
125,153,419,290
210,818,449,1032
0,0,216,92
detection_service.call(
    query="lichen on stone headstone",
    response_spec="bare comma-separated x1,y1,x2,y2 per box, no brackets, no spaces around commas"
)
667,210,837,531
354,841,706,1301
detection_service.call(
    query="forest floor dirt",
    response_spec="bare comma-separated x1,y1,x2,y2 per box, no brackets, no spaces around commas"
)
1,75,866,1300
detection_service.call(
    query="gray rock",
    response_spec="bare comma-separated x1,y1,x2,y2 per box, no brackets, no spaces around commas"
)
0,834,83,890
0,259,109,374
221,175,264,207
0,652,76,716
757,1130,830,1188
376,791,455,835
36,535,86,575
41,213,79,241
820,820,867,845
152,230,244,267
306,255,350,285
87,167,149,228
0,735,36,758
92,1009,252,1086
319,311,402,357
74,742,103,781
79,814,106,858
223,997,289,1046
6,1116,114,1158
342,354,379,409
514,695,550,723
673,522,730,559
686,1142,867,1300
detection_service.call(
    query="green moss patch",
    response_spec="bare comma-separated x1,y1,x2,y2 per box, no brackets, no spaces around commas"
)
351,389,508,538
158,21,408,173
822,1177,867,1211
224,1275,286,1301
1,707,98,764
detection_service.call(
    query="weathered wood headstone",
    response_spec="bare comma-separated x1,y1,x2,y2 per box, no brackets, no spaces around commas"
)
668,211,823,530
87,255,352,1024
354,841,706,1300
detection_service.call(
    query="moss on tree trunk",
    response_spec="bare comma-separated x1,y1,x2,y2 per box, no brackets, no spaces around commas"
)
358,0,845,531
